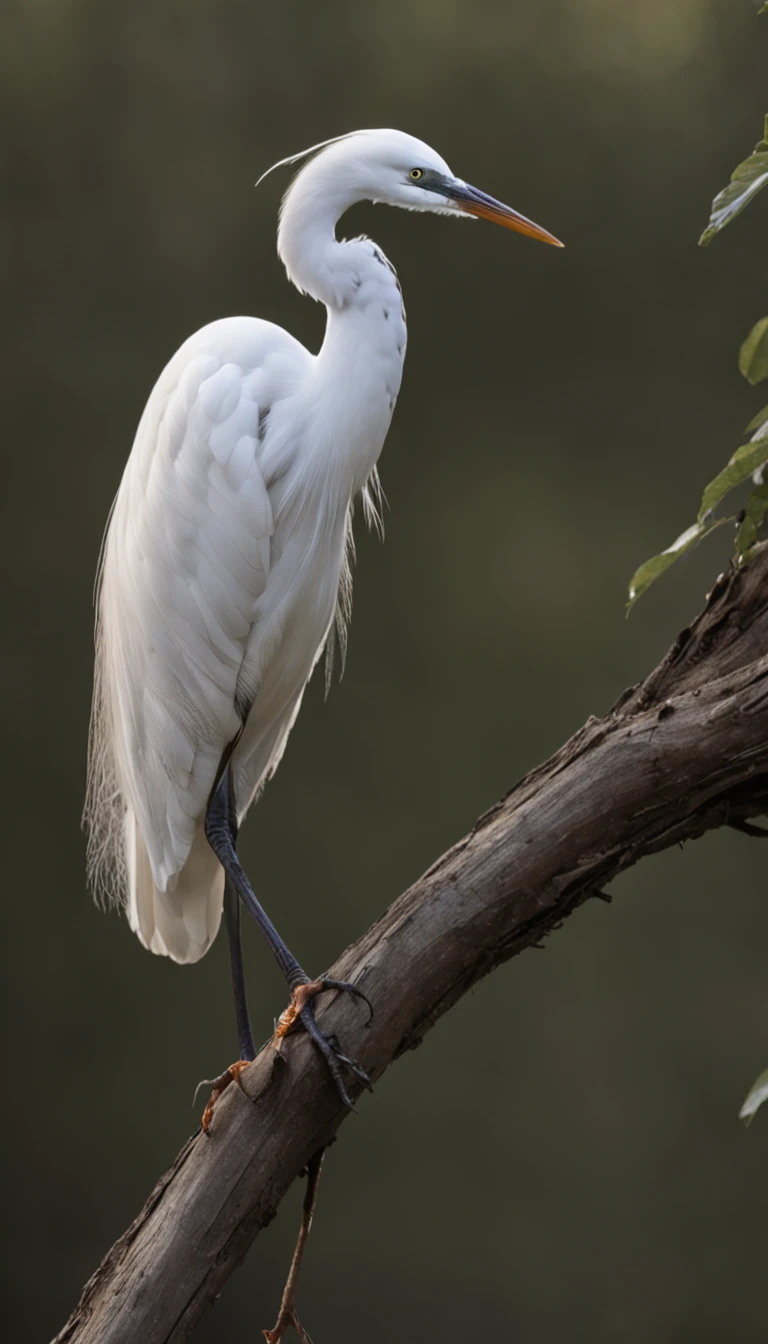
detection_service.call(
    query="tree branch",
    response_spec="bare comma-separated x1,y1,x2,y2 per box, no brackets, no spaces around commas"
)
54,545,768,1344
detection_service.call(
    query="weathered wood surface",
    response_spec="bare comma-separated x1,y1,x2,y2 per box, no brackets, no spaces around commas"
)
54,544,768,1344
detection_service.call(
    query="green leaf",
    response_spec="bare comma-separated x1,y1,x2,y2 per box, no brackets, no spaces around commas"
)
699,150,768,246
744,401,768,434
760,4,768,15
739,318,768,384
739,1067,768,1126
627,516,731,609
698,440,768,520
735,479,768,554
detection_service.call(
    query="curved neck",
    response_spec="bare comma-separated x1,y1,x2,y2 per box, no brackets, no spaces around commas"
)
277,181,367,309
276,165,408,482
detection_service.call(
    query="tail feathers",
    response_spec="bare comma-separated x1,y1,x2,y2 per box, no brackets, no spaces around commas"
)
124,812,224,964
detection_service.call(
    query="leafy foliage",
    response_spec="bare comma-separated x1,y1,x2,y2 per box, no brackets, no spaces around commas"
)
627,101,768,610
739,1068,768,1127
739,317,768,385
698,116,768,248
698,438,768,519
736,478,768,552
631,13,768,1130
628,519,731,607
745,401,768,432
627,432,767,609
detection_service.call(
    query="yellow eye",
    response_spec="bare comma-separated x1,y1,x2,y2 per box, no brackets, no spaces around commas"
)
409,168,424,180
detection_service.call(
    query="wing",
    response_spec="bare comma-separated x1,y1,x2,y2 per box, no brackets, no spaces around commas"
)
86,317,312,902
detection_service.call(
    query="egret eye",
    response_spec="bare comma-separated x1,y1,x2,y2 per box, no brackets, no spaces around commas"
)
409,168,424,181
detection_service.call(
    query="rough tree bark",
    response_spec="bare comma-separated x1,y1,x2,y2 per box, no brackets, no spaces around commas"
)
55,544,768,1344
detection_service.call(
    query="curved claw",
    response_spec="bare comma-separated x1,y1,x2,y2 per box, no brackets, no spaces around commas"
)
325,1033,374,1092
321,977,374,1023
298,1004,372,1108
299,1006,356,1108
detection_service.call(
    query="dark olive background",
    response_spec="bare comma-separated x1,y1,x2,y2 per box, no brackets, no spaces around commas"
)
3,2,768,1340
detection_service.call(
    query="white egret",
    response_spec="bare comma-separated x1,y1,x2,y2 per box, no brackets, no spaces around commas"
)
84,124,561,1118
84,126,561,1343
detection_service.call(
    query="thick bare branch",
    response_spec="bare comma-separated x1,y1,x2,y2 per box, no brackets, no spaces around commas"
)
54,545,768,1344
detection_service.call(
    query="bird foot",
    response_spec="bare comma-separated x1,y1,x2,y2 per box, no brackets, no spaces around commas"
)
273,978,373,1109
200,1059,251,1134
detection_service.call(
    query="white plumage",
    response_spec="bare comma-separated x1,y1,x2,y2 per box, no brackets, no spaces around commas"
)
84,128,561,966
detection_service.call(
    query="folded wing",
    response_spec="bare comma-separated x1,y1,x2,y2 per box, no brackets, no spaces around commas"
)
84,317,310,960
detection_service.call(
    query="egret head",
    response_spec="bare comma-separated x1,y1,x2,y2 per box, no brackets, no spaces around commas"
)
264,128,563,249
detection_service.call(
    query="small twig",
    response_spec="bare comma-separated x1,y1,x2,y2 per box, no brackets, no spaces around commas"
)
729,819,768,839
263,1150,325,1343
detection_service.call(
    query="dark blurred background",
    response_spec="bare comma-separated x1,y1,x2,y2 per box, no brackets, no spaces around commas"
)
3,1,768,1340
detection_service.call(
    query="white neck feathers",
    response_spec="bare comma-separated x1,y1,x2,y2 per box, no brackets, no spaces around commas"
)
277,151,380,308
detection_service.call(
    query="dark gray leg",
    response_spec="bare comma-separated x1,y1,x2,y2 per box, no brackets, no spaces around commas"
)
224,875,256,1063
204,764,372,1109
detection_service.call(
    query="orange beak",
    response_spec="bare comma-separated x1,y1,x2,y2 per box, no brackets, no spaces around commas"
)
449,182,563,247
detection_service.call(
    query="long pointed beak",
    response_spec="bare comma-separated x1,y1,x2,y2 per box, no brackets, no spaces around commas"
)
450,182,563,247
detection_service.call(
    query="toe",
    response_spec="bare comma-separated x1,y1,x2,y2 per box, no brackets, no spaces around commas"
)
200,1060,252,1134
320,977,374,1022
298,1004,372,1106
